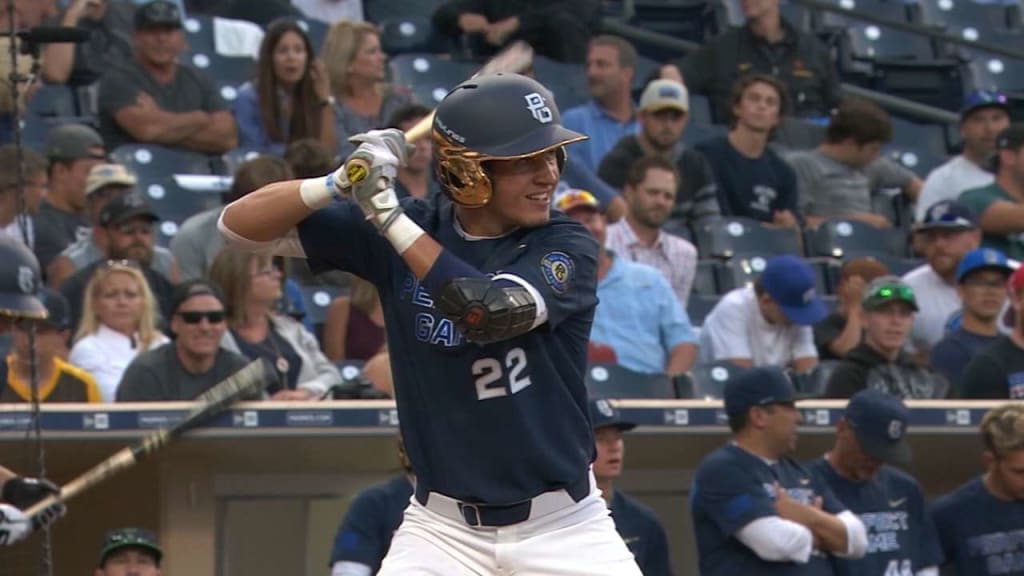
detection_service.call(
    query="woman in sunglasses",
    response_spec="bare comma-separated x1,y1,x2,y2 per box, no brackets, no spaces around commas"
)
208,249,340,400
68,262,168,402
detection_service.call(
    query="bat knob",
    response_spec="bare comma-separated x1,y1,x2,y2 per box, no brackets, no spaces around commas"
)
346,158,371,184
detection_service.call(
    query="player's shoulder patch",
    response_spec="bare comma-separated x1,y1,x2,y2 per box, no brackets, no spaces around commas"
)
540,251,575,294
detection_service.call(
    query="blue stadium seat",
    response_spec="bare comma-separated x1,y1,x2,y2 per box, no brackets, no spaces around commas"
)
714,254,831,295
792,360,841,397
694,216,803,259
842,24,937,64
817,0,916,29
805,219,906,258
688,361,749,400
886,117,952,159
389,54,477,104
182,14,217,56
533,56,589,111
967,50,1024,94
686,293,721,325
883,145,947,180
662,218,693,242
294,17,329,52
186,50,256,91
682,121,728,147
919,0,1018,36
688,94,713,125
365,0,445,22
137,175,223,224
110,144,218,176
585,363,676,399
692,259,718,295
628,0,722,45
379,16,446,55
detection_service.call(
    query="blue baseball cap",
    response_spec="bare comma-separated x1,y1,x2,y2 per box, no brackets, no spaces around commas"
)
844,389,911,465
588,398,636,431
960,89,1010,121
955,248,1014,284
758,255,827,325
724,366,798,418
916,200,977,232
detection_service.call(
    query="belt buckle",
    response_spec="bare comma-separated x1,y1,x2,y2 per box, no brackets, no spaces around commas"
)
458,502,482,527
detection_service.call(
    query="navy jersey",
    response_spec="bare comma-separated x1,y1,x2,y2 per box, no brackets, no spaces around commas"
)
691,443,846,576
807,458,942,576
610,490,674,576
932,477,1024,576
329,476,413,573
298,197,599,505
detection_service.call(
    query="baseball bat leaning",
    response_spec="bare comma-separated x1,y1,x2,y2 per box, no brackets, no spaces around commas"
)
344,41,535,184
23,359,269,518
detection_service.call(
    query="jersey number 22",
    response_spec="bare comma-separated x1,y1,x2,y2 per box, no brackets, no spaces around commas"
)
473,347,531,400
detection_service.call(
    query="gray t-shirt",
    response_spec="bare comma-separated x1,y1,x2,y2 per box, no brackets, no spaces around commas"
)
786,149,914,219
332,85,413,158
33,201,88,271
169,208,221,281
97,58,227,150
116,344,252,401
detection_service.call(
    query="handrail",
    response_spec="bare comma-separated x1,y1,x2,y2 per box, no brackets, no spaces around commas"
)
601,17,959,125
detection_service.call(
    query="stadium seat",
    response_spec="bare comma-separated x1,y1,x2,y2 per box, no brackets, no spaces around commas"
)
967,50,1024,95
585,363,676,399
688,94,713,125
365,0,445,22
817,0,916,30
841,24,937,65
182,14,217,55
662,218,693,242
299,284,347,334
918,0,1018,36
793,360,841,397
714,254,831,295
137,176,223,224
888,116,953,158
221,148,263,176
628,0,721,45
883,145,947,180
533,56,589,111
187,50,256,91
379,17,446,55
389,54,477,104
805,219,906,258
632,55,663,98
686,293,721,325
110,144,218,176
294,17,328,53
871,58,965,111
692,260,718,295
687,361,749,399
682,121,728,147
693,216,803,259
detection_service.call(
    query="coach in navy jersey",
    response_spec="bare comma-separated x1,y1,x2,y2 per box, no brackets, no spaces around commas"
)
220,73,641,574
329,437,414,576
589,398,674,575
691,366,867,575
808,390,942,576
932,403,1024,576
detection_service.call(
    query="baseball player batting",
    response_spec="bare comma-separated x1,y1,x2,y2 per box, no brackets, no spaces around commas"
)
0,237,66,546
220,73,642,575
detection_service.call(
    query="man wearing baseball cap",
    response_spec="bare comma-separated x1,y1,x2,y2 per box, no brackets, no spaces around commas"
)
826,276,947,399
598,78,721,228
35,124,106,271
588,398,672,575
700,254,825,372
96,527,162,575
959,265,1024,398
96,0,237,153
691,366,867,575
930,248,1014,389
903,199,980,355
916,90,1011,222
960,123,1024,261
556,189,697,377
808,390,942,576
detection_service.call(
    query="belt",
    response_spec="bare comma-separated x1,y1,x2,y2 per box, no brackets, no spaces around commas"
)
414,473,592,528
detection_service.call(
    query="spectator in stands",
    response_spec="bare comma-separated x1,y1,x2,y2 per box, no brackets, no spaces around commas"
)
209,249,340,400
321,21,412,158
0,145,47,247
814,256,889,360
47,163,179,289
696,74,800,229
293,0,363,23
916,90,1011,222
699,254,825,371
932,404,1024,574
387,104,440,200
69,261,169,402
930,248,1012,391
660,0,839,122
605,156,698,305
0,0,53,140
116,280,255,401
0,289,100,403
184,0,302,27
589,399,673,575
323,276,385,362
562,36,638,175
902,200,980,355
232,19,337,156
329,435,413,576
598,78,720,227
41,0,135,86
35,124,106,271
95,527,162,576
432,0,599,64
807,390,942,576
283,138,335,179
558,189,697,376
825,276,946,399
172,156,293,281
60,194,176,333
786,97,920,229
97,0,238,153
958,266,1024,399
960,124,1024,261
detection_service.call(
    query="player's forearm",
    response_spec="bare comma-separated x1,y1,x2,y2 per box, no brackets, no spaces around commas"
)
221,180,316,242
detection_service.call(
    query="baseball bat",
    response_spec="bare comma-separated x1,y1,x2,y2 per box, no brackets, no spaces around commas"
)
23,359,269,518
344,41,535,185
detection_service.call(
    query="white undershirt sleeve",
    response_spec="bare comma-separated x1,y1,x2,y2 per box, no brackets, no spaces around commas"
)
736,517,814,563
217,210,307,258
834,510,869,559
330,561,372,576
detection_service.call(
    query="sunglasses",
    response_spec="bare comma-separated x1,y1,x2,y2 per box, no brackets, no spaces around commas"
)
177,310,226,324
870,285,915,302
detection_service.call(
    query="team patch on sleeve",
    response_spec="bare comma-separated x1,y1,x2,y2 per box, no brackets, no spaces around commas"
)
540,251,575,294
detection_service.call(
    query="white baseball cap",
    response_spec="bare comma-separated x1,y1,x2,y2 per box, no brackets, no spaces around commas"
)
639,79,689,114
85,163,137,196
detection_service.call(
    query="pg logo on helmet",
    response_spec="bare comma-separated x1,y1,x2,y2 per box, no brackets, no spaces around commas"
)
524,93,553,124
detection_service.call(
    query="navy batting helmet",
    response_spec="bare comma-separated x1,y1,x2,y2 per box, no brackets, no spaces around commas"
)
432,73,586,207
0,236,45,319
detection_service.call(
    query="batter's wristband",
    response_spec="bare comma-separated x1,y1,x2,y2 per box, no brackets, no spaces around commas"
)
299,173,337,210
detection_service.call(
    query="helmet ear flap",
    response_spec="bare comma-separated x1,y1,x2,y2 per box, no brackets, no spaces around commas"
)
434,152,493,208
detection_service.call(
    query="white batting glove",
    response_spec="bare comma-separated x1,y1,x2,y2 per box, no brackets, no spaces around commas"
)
343,129,411,231
0,504,30,545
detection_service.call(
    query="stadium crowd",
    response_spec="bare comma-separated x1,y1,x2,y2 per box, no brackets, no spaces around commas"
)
1,0,1024,574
